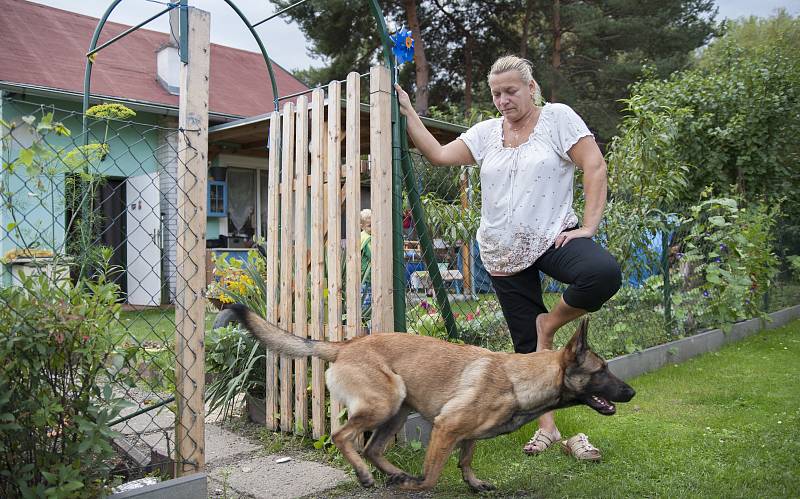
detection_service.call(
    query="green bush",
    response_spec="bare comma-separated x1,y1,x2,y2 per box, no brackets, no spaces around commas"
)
0,271,129,497
674,195,779,332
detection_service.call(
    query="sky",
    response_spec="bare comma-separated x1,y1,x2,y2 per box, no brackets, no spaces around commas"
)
26,0,800,72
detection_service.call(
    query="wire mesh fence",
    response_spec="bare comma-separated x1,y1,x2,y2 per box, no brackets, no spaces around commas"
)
0,96,206,493
395,147,800,359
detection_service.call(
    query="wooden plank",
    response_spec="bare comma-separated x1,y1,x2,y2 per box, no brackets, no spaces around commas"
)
279,101,296,433
369,65,393,334
460,170,472,296
174,6,209,476
293,95,309,434
326,80,344,433
309,88,326,440
265,110,281,430
345,72,362,340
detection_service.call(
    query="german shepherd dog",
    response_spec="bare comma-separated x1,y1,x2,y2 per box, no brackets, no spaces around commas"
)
227,304,635,492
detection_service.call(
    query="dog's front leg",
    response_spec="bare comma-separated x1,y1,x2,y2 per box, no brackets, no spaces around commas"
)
459,440,495,492
397,425,460,491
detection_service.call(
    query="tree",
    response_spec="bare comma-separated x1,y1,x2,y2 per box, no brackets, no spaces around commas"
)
606,12,800,255
524,0,718,141
281,0,716,141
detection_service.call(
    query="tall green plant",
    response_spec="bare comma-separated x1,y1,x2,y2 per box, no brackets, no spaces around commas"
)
0,258,130,497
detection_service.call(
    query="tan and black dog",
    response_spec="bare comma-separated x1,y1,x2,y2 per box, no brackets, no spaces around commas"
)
227,304,635,492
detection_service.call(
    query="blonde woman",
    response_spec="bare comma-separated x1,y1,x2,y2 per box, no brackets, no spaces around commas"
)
395,55,621,461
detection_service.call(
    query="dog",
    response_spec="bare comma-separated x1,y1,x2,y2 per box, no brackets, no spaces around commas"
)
227,304,635,492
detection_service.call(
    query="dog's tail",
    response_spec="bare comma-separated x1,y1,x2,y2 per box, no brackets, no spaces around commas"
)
225,304,340,362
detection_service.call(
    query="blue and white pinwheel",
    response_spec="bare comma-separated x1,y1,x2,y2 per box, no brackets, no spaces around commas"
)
391,26,415,65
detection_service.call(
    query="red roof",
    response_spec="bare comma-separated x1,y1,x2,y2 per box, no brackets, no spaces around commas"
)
0,0,308,118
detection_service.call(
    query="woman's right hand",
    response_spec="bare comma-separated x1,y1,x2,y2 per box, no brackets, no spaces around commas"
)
394,84,415,117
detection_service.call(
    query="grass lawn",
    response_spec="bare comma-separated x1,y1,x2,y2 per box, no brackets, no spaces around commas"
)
118,308,216,344
327,319,800,497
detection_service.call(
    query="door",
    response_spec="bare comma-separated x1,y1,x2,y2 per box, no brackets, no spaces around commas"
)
95,178,127,296
126,172,162,306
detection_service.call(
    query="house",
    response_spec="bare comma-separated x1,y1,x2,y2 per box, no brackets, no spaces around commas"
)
0,0,308,305
0,0,469,307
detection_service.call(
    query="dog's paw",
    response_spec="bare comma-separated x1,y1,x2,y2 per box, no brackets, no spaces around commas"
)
388,474,424,490
385,473,414,487
356,472,375,488
467,478,496,492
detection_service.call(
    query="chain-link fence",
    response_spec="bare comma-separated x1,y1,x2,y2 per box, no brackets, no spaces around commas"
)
0,96,206,494
394,148,800,359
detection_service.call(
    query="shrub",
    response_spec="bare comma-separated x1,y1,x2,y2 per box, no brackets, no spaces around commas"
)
675,195,779,332
0,270,129,497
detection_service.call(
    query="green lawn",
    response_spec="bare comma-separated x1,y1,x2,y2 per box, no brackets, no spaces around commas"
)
328,319,800,497
118,308,216,345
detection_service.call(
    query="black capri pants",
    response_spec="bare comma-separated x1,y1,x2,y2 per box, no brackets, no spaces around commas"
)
489,231,621,354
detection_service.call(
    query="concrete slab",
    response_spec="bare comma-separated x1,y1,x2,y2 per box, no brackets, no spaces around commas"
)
209,455,350,498
205,423,261,465
133,423,261,465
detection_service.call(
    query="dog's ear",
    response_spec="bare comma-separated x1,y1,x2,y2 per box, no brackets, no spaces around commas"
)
564,318,589,363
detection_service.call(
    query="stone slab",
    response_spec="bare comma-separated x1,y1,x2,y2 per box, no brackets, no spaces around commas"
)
133,423,260,465
208,455,350,498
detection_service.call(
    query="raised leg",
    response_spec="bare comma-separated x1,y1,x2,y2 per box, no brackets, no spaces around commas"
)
459,440,495,492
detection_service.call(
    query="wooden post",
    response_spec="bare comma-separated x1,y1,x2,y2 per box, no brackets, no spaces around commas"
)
264,110,281,430
174,6,209,476
460,170,472,296
279,102,296,433
309,88,326,439
293,95,309,434
369,65,393,333
345,72,362,340
326,80,344,432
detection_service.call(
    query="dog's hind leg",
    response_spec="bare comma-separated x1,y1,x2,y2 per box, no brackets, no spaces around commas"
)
332,410,387,487
364,405,412,481
328,364,406,488
458,440,495,492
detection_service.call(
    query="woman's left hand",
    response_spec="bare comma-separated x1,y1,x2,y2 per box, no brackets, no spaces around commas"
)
555,226,595,248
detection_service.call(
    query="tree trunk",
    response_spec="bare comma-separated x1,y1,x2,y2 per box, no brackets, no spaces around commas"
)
551,0,562,102
464,33,474,113
520,0,535,59
403,0,429,115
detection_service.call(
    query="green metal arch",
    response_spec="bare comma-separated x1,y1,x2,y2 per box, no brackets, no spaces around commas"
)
81,0,289,132
82,0,397,129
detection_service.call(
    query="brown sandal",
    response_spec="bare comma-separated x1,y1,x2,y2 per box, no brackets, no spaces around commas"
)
561,433,602,461
523,428,560,455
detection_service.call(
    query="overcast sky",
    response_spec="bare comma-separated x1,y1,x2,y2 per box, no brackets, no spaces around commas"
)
27,0,800,72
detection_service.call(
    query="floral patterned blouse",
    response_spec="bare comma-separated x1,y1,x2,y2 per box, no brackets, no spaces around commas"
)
459,103,592,275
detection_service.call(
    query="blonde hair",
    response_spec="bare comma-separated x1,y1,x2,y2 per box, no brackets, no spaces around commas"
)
360,208,372,229
488,55,543,106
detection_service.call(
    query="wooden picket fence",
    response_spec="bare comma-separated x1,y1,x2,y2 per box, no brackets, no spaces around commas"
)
262,66,394,438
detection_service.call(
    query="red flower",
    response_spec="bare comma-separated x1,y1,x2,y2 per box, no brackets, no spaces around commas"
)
466,313,475,321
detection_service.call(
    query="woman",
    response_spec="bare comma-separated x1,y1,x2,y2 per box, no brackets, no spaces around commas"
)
395,55,621,461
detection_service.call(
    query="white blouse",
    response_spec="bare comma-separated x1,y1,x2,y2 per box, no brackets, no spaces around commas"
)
459,103,593,275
